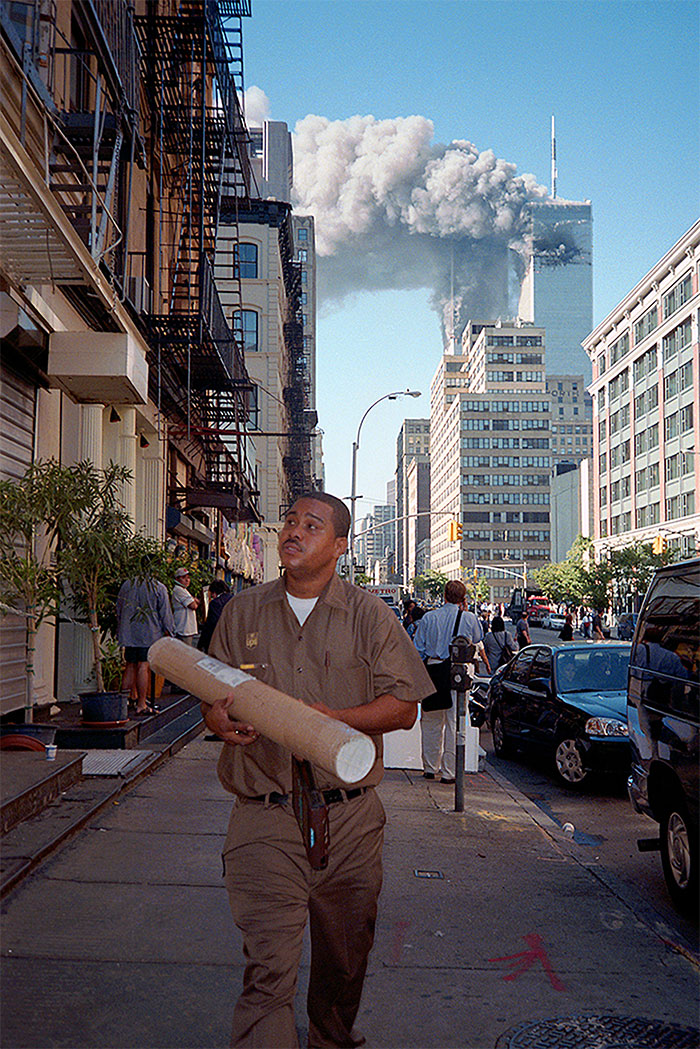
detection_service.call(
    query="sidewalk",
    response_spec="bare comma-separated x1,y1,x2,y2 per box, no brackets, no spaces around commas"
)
1,738,698,1049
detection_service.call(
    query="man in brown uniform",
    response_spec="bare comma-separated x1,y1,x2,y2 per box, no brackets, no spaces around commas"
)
204,492,433,1048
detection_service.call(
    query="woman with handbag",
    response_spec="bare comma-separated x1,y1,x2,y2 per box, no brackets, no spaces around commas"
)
483,615,516,674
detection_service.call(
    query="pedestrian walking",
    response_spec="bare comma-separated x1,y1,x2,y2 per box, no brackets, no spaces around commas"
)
558,613,574,641
413,580,483,784
203,492,433,1048
483,615,516,673
116,556,175,715
172,567,200,646
515,607,531,649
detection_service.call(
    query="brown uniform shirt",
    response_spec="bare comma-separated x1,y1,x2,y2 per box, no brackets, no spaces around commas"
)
209,572,434,796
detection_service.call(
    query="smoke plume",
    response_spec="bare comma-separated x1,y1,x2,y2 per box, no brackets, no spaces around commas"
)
290,110,549,344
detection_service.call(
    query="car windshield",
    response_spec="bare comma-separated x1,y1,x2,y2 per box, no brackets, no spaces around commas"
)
555,647,631,693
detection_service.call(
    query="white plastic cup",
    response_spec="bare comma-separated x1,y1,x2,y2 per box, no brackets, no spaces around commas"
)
45,743,58,761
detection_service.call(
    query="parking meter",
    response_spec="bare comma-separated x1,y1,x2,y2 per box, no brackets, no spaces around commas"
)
449,638,476,812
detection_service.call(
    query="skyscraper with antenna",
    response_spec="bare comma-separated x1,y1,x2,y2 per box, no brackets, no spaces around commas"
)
516,119,593,377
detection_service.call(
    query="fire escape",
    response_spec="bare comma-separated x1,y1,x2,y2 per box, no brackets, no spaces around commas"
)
0,0,141,317
134,0,258,518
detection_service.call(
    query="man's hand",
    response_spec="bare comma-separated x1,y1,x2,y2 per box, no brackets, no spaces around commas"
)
202,694,259,745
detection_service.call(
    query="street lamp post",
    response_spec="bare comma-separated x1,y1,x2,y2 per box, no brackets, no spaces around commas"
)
348,389,421,585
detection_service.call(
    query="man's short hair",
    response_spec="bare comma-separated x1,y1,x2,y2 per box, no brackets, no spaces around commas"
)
298,491,350,538
209,579,229,596
444,580,467,604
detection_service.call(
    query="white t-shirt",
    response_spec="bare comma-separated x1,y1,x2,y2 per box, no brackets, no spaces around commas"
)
172,583,197,636
286,592,318,626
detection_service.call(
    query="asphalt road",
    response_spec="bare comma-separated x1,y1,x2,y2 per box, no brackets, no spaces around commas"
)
483,623,699,954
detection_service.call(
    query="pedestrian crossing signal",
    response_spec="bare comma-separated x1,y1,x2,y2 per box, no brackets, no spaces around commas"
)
448,520,463,542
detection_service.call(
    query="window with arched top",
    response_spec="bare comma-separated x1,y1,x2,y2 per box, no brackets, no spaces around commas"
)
234,242,258,279
233,310,259,353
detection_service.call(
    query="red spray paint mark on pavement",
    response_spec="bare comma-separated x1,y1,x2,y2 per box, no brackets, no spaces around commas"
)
390,919,411,964
488,932,566,991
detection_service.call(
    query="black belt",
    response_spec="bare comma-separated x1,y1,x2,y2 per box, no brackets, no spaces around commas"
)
245,787,367,806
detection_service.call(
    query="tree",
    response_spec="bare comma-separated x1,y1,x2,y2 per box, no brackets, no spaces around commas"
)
411,569,448,602
607,541,675,610
0,460,94,721
56,461,135,693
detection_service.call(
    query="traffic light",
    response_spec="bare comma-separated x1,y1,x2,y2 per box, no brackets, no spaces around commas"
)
652,535,666,555
448,520,463,542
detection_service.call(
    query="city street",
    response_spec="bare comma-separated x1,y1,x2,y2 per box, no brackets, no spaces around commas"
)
1,727,698,1049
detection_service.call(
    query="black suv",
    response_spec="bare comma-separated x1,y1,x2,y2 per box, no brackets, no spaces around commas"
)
627,558,699,914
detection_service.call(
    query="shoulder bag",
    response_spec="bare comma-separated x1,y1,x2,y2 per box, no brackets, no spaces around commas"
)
422,610,463,711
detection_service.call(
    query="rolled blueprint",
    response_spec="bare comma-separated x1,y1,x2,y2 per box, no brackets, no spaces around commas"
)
147,636,376,783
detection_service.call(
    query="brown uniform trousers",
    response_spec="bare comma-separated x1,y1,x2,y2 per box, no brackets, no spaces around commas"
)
223,789,385,1048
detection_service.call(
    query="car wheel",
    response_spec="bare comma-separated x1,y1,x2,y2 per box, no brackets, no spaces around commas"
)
491,707,511,758
660,798,698,915
553,736,589,788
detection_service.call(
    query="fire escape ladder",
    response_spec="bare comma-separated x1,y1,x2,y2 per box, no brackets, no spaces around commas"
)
133,0,256,519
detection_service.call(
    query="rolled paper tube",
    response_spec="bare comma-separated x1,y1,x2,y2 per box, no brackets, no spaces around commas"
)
148,637,376,783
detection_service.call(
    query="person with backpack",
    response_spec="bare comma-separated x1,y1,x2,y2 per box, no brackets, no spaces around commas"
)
483,615,516,673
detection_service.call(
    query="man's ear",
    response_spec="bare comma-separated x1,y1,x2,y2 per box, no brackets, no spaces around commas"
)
335,536,348,559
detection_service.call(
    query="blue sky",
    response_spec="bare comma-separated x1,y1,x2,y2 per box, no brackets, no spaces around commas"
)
243,0,699,517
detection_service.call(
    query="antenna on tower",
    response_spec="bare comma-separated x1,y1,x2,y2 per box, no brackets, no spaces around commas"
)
551,115,558,199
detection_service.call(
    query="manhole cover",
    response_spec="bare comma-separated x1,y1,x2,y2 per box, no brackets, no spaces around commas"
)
495,1016,700,1048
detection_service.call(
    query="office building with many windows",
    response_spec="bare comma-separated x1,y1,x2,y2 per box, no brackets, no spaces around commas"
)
584,221,699,560
518,199,593,380
395,419,430,586
430,321,552,602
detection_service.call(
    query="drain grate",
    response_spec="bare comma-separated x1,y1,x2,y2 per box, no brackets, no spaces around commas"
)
81,750,153,777
495,1016,700,1048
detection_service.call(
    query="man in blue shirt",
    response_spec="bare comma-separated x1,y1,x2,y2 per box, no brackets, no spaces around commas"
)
413,580,483,782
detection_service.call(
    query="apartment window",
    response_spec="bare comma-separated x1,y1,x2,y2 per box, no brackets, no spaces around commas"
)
666,454,681,482
298,249,308,261
664,371,679,400
647,425,658,450
234,242,258,279
662,318,692,362
598,388,606,411
301,270,308,284
665,413,679,441
297,228,308,241
634,304,659,344
233,309,259,353
662,273,692,319
516,335,543,346
647,383,658,410
610,332,630,365
681,404,694,432
648,462,660,487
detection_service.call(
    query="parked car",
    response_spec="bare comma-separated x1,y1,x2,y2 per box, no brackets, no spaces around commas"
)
489,641,632,787
528,604,556,627
616,612,638,640
627,558,699,915
543,612,566,631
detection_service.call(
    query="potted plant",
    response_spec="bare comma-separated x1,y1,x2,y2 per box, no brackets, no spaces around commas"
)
0,460,93,726
55,460,135,723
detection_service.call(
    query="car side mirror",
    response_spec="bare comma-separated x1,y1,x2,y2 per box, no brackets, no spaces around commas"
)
529,677,551,693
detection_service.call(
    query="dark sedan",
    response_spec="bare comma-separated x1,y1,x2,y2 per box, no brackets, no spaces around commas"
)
488,642,632,787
